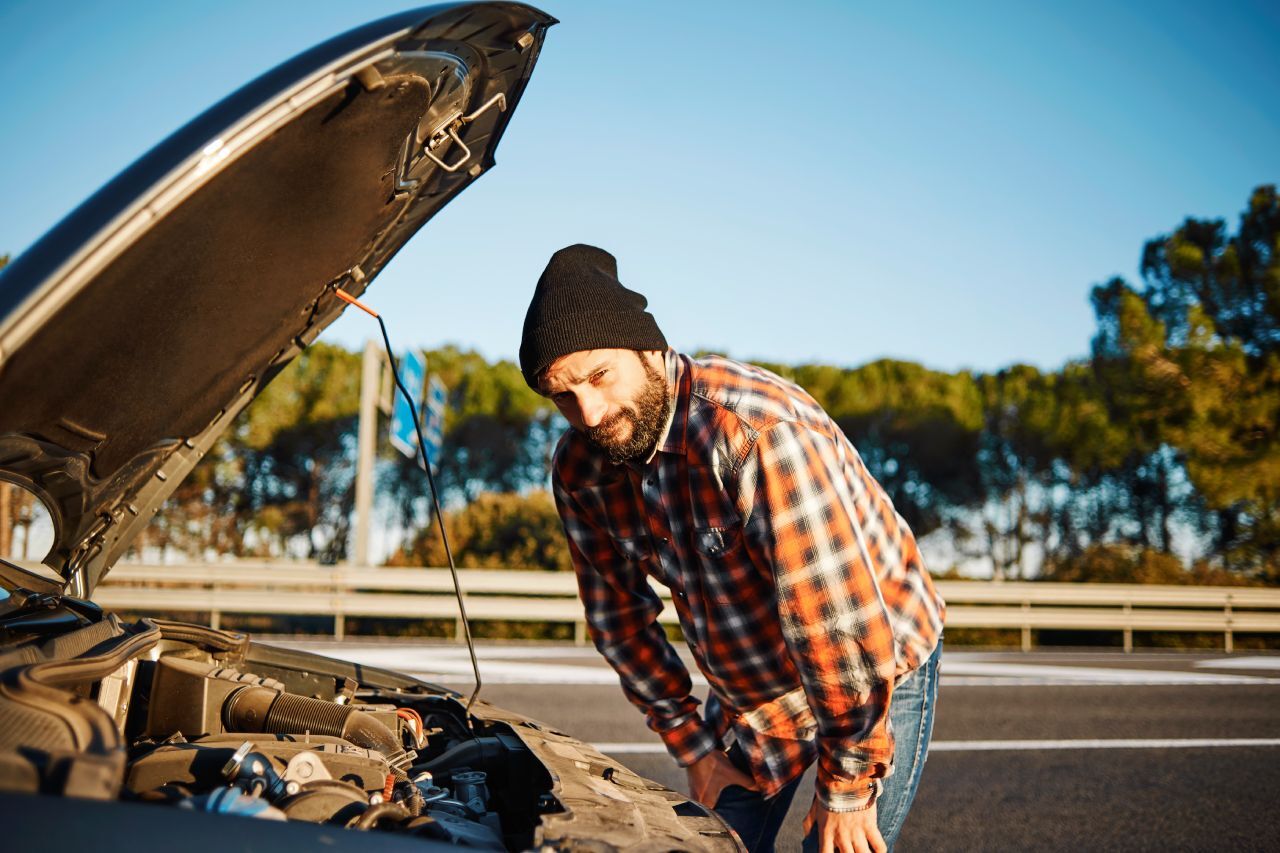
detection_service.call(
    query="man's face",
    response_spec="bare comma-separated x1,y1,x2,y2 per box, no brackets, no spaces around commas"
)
541,349,670,464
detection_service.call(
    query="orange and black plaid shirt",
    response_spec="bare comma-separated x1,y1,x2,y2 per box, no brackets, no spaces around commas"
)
551,351,945,810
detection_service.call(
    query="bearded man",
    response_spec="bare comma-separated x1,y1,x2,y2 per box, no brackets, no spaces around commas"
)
521,244,945,853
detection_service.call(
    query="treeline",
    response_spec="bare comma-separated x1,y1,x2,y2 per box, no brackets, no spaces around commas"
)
4,189,1277,583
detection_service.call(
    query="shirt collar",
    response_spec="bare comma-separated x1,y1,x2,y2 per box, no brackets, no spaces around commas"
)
626,350,687,470
654,349,688,457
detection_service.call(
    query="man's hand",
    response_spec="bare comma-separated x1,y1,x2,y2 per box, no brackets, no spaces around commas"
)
803,797,886,853
685,749,758,807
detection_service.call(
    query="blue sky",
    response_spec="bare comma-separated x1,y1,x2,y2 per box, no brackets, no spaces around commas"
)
1,0,1276,374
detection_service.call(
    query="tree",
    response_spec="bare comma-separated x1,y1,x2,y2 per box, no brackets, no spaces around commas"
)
1092,186,1280,579
1140,186,1280,357
237,342,363,561
391,490,570,571
143,342,363,561
970,365,1063,579
1088,278,1190,554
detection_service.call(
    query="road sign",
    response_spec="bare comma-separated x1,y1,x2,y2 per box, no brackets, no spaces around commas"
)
420,375,447,471
388,349,425,459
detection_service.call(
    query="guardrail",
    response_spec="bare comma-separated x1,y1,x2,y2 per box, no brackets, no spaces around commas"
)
94,562,1280,651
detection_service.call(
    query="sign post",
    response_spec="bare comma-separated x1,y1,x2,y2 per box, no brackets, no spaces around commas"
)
351,346,445,567
352,340,384,568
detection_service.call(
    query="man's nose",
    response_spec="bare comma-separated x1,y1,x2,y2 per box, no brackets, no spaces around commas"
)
578,391,608,428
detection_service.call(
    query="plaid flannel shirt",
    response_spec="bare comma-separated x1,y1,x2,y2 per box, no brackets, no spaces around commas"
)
551,351,945,810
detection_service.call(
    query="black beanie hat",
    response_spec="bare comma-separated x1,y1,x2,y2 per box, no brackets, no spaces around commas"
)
519,244,667,389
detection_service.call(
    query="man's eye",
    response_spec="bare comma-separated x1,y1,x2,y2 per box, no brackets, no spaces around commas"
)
590,370,607,384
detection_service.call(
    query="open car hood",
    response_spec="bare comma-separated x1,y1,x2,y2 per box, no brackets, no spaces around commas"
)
0,3,554,595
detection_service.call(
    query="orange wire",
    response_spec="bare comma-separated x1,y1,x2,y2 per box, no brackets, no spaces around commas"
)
334,287,379,318
397,707,426,748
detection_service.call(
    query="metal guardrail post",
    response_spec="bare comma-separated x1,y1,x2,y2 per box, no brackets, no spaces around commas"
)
1224,595,1233,653
1123,602,1133,653
1021,601,1032,652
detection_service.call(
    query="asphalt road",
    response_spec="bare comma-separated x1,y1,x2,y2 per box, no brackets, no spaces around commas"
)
276,641,1280,851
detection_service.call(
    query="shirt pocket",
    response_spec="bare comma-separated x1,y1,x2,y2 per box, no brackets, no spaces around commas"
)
692,525,744,559
687,464,745,558
686,466,756,609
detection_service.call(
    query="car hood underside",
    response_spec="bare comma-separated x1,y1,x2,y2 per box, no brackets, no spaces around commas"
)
0,3,551,594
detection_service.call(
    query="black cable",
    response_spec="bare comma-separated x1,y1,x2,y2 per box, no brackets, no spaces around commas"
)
370,311,483,715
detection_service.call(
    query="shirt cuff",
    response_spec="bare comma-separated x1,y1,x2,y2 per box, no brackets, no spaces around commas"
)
658,715,721,768
819,777,881,812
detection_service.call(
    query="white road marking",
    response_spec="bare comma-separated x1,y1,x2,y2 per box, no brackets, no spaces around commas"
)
939,661,1280,685
940,675,1280,686
1193,656,1280,671
931,738,1280,751
273,643,1280,686
593,738,1280,754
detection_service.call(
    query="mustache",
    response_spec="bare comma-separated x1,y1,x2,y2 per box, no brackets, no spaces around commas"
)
585,407,636,442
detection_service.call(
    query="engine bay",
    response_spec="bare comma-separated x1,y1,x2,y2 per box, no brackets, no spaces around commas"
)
0,609,558,849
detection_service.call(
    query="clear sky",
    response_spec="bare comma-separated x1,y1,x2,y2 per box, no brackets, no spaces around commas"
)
1,0,1276,374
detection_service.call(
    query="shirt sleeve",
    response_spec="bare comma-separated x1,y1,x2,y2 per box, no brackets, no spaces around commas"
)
737,419,899,811
552,472,720,767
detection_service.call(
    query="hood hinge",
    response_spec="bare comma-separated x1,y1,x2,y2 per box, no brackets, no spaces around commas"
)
65,513,113,597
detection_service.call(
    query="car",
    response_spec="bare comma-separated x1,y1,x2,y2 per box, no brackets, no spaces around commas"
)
0,4,742,849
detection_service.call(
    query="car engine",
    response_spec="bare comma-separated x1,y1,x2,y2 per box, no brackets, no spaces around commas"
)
0,607,561,849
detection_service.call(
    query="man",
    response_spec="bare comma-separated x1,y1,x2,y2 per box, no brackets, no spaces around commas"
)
521,244,945,853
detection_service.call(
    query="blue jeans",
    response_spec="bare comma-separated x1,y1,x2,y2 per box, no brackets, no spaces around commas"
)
713,640,942,852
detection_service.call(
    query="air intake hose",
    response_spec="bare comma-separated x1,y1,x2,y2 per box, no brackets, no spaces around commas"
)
223,686,402,762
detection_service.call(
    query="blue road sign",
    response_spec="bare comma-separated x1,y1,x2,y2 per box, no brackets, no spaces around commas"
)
421,375,447,471
388,350,425,459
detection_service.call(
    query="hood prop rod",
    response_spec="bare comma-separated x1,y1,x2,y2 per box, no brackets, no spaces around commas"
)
422,92,506,174
335,287,482,716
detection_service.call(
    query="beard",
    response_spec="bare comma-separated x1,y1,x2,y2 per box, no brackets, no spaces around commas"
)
585,356,671,465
